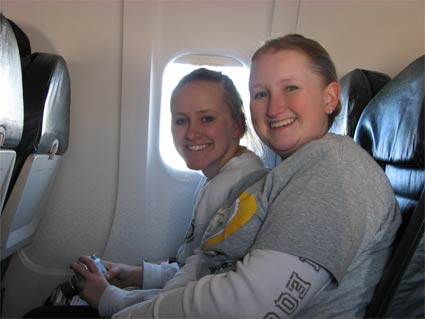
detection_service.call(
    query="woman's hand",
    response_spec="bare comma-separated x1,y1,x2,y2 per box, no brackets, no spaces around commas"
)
71,255,110,309
102,260,144,288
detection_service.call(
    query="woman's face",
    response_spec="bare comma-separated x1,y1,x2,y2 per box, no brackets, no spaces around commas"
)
171,81,243,179
249,49,339,159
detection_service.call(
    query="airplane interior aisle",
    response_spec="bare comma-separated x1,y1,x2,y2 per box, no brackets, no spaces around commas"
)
0,0,424,317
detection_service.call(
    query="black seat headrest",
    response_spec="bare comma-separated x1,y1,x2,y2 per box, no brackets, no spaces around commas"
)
6,18,31,58
21,53,71,156
330,69,391,136
6,18,32,75
0,14,24,149
4,17,70,156
361,69,392,96
354,56,424,218
354,56,424,166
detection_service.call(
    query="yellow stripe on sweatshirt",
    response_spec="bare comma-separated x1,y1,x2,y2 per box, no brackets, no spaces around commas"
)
202,191,257,250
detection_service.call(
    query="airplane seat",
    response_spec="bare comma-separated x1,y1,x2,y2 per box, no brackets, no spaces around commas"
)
0,18,71,261
329,69,391,136
353,55,424,318
5,17,32,74
380,189,424,319
0,14,24,213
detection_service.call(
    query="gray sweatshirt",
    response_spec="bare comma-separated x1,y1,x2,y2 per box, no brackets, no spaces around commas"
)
109,134,401,318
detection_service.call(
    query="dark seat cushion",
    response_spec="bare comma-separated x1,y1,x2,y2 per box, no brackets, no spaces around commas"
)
330,69,390,136
354,55,424,218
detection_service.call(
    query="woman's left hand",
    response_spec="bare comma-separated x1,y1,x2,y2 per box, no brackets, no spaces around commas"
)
71,255,109,309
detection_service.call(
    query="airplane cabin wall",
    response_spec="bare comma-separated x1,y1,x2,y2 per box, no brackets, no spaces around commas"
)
102,0,278,266
0,0,423,317
292,1,425,78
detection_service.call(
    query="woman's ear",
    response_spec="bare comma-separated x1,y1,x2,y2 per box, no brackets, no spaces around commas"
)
233,113,246,140
324,81,340,114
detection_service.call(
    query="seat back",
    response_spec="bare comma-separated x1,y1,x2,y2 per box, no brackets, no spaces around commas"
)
0,14,24,212
330,69,390,136
354,55,424,318
0,19,71,260
371,189,424,318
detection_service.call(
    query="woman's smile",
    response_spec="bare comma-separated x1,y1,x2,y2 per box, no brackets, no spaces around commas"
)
186,143,211,151
270,117,296,129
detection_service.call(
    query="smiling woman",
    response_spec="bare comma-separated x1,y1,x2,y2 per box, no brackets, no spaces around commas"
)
159,55,254,173
248,34,341,159
172,67,252,179
171,80,243,179
249,49,340,159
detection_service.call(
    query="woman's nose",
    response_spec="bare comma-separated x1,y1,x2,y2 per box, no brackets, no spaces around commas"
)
266,94,285,118
186,122,202,140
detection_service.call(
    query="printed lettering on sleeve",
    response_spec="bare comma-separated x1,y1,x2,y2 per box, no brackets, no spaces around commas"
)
264,271,312,319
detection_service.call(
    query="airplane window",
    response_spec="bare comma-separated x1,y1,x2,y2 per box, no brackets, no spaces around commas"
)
159,55,262,173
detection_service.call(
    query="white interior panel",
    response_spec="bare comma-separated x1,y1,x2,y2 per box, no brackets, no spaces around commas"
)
0,154,62,259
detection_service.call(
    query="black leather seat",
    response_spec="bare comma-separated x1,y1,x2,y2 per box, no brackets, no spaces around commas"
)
354,55,424,318
329,69,391,136
0,18,71,260
377,190,424,318
0,14,24,213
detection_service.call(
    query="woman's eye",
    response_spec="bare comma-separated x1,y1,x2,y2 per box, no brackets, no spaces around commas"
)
173,118,187,125
252,91,267,99
286,85,299,92
201,116,215,123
